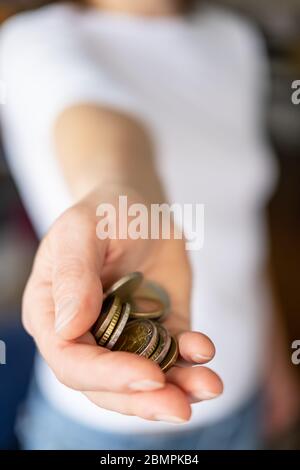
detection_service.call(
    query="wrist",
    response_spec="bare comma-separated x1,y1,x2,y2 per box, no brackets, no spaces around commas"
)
79,180,150,211
67,170,148,204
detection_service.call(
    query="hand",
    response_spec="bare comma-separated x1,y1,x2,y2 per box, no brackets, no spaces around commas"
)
23,185,223,423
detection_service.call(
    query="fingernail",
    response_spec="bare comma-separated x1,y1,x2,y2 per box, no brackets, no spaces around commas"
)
192,390,220,401
155,415,187,424
192,353,212,363
129,380,164,392
55,297,79,333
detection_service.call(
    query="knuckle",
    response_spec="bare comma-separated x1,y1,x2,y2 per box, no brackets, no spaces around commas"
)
54,256,85,280
55,204,91,231
53,258,85,299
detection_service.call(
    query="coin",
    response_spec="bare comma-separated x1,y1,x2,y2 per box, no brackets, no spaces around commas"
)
98,301,123,346
149,324,172,364
114,319,159,358
132,280,170,320
92,296,122,341
136,280,170,305
160,336,179,372
106,302,131,350
105,272,143,301
130,297,166,320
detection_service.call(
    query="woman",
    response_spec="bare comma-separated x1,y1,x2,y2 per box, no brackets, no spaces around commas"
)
0,0,298,450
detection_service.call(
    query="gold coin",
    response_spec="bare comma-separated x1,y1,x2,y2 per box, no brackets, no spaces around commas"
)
149,324,172,364
92,296,122,341
160,336,179,372
130,297,166,320
106,302,131,350
98,301,122,346
105,272,143,301
113,319,159,358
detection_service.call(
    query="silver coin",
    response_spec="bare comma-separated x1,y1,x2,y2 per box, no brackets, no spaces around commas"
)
130,297,166,320
149,324,172,364
92,296,121,341
105,272,143,301
106,302,131,350
131,280,170,320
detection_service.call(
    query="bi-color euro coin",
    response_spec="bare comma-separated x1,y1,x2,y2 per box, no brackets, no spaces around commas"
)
113,319,159,358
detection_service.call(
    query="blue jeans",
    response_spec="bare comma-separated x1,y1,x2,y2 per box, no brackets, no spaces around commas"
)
0,322,35,449
18,380,263,450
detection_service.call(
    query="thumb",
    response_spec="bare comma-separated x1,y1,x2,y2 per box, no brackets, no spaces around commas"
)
51,211,105,340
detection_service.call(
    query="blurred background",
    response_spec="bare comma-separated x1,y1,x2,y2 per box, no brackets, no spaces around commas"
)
0,0,299,450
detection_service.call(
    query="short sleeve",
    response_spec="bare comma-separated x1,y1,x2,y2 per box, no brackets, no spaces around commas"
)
0,4,140,236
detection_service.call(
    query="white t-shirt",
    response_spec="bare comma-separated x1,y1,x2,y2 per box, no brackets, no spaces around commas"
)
0,3,277,433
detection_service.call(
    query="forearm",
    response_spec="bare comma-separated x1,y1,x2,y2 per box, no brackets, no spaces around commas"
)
54,104,165,204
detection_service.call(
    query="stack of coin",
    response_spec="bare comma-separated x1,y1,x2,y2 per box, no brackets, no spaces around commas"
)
92,272,178,372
